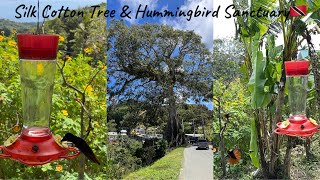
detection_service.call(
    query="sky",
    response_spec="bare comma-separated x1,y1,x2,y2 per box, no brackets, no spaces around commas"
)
108,0,214,48
213,0,235,39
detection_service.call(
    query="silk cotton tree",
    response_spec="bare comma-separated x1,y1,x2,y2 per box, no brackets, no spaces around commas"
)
107,20,212,146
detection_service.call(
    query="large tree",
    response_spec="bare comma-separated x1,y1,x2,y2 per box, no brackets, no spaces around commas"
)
107,20,212,146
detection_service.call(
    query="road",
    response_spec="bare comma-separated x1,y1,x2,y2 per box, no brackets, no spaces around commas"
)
179,146,213,180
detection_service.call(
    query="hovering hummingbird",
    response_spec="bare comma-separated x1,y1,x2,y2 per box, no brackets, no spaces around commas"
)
226,147,241,165
61,133,100,165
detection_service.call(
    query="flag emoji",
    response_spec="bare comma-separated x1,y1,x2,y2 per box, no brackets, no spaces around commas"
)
290,5,307,17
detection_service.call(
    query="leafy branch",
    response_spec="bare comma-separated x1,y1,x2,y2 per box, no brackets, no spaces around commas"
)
56,55,104,139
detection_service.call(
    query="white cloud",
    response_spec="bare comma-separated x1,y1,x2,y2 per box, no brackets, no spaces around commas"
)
161,0,213,48
213,0,235,39
118,0,158,24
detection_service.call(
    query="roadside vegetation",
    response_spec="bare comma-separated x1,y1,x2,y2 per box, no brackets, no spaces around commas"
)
124,147,184,180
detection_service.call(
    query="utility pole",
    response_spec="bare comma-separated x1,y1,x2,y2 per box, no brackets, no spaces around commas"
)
193,118,195,137
202,117,205,139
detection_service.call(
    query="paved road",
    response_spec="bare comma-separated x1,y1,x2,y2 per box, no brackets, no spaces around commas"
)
179,146,213,180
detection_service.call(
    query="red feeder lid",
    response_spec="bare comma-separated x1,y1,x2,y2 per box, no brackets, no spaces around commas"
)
284,60,309,76
17,34,59,60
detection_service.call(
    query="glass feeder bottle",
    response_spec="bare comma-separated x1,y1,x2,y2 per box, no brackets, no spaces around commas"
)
286,61,309,122
18,34,58,137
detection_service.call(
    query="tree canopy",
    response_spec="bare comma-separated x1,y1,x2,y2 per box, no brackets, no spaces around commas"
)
108,20,213,145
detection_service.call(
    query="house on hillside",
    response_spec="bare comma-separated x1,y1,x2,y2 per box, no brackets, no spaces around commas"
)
108,132,118,143
120,129,127,136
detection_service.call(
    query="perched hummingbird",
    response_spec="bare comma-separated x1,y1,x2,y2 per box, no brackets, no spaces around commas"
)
61,133,100,165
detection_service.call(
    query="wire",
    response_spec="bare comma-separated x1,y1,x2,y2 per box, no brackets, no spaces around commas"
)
37,0,40,34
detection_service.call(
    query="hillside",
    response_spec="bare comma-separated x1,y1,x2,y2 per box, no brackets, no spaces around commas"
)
0,19,35,35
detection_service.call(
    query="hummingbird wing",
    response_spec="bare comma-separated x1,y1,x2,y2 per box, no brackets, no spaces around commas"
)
62,133,100,165
74,137,101,165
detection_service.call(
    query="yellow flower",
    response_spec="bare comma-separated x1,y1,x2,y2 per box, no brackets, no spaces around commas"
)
0,35,4,41
13,124,21,133
36,64,44,75
84,47,92,54
56,165,63,172
102,65,107,70
212,147,217,153
8,41,16,46
58,35,65,42
65,55,72,61
85,85,94,95
61,110,68,116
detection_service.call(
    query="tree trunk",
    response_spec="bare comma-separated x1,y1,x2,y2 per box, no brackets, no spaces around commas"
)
283,137,294,179
220,133,226,177
202,118,205,139
218,99,226,177
255,110,269,178
78,95,86,180
166,84,178,147
269,56,287,178
305,138,311,159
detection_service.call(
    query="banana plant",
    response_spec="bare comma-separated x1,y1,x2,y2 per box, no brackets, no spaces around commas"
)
233,0,320,178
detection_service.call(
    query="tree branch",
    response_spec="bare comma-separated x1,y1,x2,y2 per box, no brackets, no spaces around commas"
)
84,66,104,93
56,61,84,96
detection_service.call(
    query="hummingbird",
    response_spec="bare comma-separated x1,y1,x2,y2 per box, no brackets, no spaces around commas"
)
61,133,100,165
226,147,241,165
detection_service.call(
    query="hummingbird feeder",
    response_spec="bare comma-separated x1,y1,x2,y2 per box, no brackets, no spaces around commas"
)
0,34,80,165
274,60,318,137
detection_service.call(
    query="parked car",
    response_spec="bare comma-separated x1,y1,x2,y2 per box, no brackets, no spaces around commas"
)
189,136,198,145
197,139,209,150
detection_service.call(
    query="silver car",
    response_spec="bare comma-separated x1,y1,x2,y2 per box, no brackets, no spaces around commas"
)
197,139,209,150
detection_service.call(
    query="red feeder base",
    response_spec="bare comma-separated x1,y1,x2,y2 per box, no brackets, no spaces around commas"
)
274,116,318,137
0,132,80,166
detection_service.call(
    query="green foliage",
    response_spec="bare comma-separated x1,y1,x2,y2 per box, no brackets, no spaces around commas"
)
45,4,107,63
213,78,252,177
212,38,245,83
107,137,143,179
135,139,168,166
107,100,167,132
249,118,260,168
124,147,184,180
108,100,212,141
248,33,270,108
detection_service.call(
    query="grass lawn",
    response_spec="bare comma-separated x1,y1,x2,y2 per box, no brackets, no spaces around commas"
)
124,147,185,180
